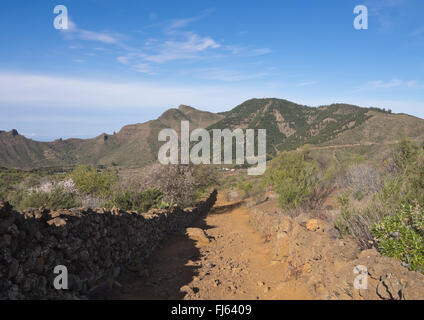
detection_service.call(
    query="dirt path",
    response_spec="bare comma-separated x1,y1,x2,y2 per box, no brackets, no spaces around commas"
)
305,140,399,151
113,194,312,300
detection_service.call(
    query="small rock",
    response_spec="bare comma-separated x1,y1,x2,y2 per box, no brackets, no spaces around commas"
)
306,219,323,232
303,262,312,273
47,217,66,227
180,285,191,293
377,273,403,300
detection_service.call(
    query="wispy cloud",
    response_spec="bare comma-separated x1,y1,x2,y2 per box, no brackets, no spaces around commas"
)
164,9,215,34
63,19,121,45
144,33,220,63
356,79,423,91
364,0,409,31
192,68,268,82
366,79,420,89
297,81,317,87
132,63,157,75
117,56,130,64
365,0,408,14
56,11,273,81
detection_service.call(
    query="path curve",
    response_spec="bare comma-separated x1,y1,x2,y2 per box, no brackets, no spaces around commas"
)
113,193,311,300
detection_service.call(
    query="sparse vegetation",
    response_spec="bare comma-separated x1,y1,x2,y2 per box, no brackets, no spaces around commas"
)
334,139,424,270
265,150,334,210
344,163,381,200
15,187,81,211
372,204,424,273
106,188,164,212
70,165,117,197
136,164,218,207
1,163,219,212
266,151,319,209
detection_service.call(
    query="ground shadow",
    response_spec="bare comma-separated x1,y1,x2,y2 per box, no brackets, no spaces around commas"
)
209,201,243,215
104,211,215,300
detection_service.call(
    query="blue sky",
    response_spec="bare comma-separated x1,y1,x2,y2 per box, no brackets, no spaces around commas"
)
0,0,423,141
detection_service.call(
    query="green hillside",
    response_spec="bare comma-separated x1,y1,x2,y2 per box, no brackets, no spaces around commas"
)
208,98,386,156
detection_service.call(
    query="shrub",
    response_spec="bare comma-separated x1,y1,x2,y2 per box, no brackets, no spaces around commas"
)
137,164,217,207
106,188,163,212
345,163,381,200
372,204,424,273
393,138,421,170
265,151,322,209
33,178,78,194
335,195,386,249
237,181,253,198
70,165,117,197
15,187,81,210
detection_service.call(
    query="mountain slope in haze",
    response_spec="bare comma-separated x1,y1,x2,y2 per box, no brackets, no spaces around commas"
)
0,105,224,169
2,98,424,169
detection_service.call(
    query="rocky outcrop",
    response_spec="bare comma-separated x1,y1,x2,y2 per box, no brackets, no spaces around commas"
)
249,208,424,300
0,190,217,300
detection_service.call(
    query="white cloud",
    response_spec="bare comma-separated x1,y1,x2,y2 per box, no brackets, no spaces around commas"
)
133,63,156,75
368,79,403,88
62,19,121,45
117,56,130,64
144,33,220,63
165,9,215,34
364,79,422,89
56,13,273,81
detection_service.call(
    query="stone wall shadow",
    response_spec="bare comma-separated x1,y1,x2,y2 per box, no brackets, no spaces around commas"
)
106,212,214,300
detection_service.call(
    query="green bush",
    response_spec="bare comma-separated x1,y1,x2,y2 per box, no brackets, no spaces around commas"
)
237,181,253,198
106,188,163,212
265,151,319,209
372,205,424,273
70,165,117,197
13,187,81,211
393,138,421,170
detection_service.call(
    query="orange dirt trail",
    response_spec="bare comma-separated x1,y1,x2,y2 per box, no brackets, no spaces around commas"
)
113,193,312,300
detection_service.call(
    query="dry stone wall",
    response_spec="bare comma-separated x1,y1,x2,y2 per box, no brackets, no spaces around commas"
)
0,189,217,300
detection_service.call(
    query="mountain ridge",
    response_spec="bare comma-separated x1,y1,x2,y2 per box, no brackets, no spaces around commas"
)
2,98,424,169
